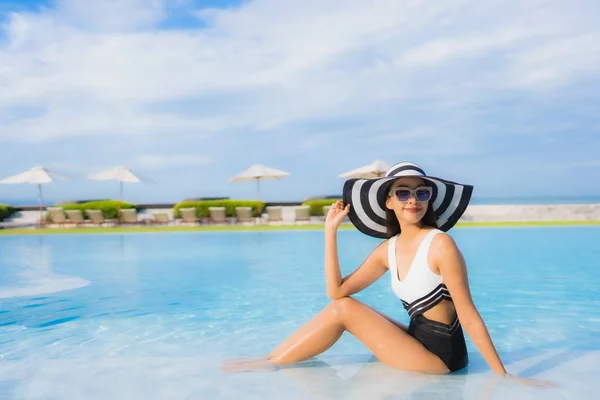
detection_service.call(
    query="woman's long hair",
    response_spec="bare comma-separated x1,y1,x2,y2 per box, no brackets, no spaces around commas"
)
385,188,438,238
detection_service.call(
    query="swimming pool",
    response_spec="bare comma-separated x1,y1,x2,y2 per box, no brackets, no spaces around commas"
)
0,227,598,399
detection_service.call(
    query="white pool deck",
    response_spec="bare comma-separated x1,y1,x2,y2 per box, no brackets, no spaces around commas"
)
2,203,600,229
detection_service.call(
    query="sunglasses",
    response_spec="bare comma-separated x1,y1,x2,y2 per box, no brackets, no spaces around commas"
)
389,186,433,202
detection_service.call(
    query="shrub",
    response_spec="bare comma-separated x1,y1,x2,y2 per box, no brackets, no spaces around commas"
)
55,200,137,219
301,199,341,216
0,204,16,221
173,200,265,218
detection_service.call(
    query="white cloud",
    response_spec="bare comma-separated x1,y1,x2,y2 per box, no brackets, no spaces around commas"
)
135,154,213,169
399,28,539,67
505,34,600,88
0,0,598,149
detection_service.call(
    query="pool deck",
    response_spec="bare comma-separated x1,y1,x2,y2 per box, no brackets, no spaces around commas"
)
1,203,599,234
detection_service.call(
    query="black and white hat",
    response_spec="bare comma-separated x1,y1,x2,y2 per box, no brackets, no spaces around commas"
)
342,161,473,238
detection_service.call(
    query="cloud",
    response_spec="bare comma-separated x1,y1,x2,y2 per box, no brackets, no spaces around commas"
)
505,33,600,88
0,0,599,171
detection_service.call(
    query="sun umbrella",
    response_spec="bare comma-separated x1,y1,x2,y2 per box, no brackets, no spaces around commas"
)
229,164,290,200
0,167,69,226
339,160,390,179
87,166,152,200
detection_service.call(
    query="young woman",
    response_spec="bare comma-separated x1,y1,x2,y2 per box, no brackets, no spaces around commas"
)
223,162,553,387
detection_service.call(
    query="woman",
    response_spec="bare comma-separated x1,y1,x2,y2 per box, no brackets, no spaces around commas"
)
223,162,552,386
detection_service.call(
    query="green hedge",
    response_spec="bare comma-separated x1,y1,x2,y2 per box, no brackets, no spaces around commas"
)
173,200,265,218
0,204,16,221
53,200,137,219
301,199,340,216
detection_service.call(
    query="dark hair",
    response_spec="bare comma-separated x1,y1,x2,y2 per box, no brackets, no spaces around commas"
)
384,197,438,238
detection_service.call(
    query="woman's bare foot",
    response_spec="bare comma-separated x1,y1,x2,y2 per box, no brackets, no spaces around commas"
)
220,356,279,372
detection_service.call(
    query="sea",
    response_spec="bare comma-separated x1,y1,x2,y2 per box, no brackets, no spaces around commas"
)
2,196,600,206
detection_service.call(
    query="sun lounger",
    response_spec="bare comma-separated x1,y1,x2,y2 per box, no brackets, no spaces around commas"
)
47,207,68,227
208,207,227,224
180,207,200,224
234,207,254,224
266,206,283,223
119,209,140,225
323,205,331,218
86,209,114,226
151,212,170,225
294,206,310,223
65,209,88,227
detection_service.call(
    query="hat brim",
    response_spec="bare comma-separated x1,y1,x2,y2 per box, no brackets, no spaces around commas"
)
343,176,473,239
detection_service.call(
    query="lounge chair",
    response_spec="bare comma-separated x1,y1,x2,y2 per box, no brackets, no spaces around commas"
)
294,206,310,223
86,209,113,226
180,207,200,224
266,206,283,224
65,209,88,227
208,207,227,224
47,207,68,227
234,207,254,224
120,209,140,225
151,212,170,225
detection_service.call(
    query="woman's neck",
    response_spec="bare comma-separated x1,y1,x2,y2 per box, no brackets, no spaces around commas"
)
398,221,426,238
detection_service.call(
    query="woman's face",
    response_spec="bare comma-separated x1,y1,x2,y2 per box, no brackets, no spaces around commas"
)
385,177,431,225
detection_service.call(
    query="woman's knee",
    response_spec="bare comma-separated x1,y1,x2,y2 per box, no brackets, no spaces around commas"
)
328,297,359,321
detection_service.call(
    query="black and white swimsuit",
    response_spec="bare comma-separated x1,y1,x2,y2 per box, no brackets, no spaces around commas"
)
388,229,468,372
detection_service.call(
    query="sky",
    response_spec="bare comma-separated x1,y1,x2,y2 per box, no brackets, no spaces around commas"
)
0,0,599,204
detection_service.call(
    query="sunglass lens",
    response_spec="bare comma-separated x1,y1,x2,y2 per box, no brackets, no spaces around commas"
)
395,190,411,202
416,189,431,201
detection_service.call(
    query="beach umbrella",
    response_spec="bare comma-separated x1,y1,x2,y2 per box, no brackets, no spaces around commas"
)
0,167,69,225
339,160,390,179
87,166,152,200
229,164,290,200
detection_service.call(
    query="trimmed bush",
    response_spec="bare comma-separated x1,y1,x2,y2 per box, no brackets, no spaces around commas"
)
0,204,16,221
301,199,341,216
173,200,265,218
56,200,137,219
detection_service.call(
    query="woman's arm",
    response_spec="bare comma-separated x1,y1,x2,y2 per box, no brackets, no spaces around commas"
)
431,233,507,376
326,230,388,299
324,200,388,300
433,233,557,388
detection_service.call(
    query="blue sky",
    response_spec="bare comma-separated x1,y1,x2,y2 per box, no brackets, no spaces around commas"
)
1,0,599,204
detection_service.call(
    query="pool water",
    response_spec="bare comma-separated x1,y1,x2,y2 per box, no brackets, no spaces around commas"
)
0,228,599,399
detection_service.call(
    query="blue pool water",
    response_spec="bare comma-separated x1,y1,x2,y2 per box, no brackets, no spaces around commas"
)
0,228,599,399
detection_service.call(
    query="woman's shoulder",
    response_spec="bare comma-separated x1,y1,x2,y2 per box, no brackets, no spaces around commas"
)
429,231,461,259
430,229,456,244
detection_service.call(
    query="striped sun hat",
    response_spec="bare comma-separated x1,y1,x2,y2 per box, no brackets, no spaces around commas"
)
342,161,473,238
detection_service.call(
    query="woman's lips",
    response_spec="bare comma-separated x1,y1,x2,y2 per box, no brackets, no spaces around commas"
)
404,207,420,213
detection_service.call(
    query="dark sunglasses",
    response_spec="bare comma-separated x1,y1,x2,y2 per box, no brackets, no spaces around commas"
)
389,186,432,202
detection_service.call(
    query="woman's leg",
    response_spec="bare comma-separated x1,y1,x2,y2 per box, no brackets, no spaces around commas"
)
222,297,448,373
221,301,347,372
267,300,407,362
270,297,448,373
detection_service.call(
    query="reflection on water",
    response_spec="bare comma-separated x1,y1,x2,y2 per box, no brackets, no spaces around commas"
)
0,236,89,299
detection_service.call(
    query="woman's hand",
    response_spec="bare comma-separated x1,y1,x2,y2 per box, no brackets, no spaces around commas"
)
325,200,350,231
504,373,557,389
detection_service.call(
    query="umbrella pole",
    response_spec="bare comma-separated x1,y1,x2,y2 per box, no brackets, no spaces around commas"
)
38,183,44,227
256,178,261,200
117,181,123,226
